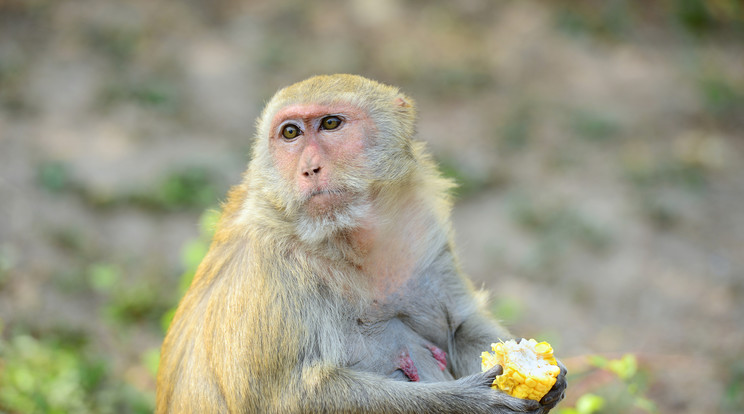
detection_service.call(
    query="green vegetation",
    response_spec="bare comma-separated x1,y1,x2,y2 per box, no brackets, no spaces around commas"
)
559,354,658,414
724,361,744,412
499,104,534,152
491,297,526,326
437,158,491,198
0,331,153,414
37,161,73,194
555,0,743,38
569,109,621,142
507,193,612,272
161,208,220,332
0,209,221,413
100,79,180,112
36,161,224,212
143,167,222,211
698,75,744,125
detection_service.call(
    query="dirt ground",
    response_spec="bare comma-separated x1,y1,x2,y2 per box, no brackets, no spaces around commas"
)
1,1,742,413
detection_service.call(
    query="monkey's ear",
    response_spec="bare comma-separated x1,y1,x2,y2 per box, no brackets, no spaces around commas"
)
394,96,412,108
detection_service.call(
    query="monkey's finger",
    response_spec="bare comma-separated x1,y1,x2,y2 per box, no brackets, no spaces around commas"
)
539,361,567,407
540,382,566,406
483,364,503,380
487,389,540,412
539,386,565,407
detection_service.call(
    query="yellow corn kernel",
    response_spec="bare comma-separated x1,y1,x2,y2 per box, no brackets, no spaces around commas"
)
481,339,560,401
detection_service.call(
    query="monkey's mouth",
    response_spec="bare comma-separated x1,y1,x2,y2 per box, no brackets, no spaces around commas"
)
309,189,341,198
305,189,348,214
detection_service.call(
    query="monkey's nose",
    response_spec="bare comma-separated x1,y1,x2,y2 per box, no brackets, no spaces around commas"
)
302,166,322,177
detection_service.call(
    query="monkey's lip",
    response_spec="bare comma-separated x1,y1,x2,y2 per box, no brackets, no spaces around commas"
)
305,189,347,210
308,189,343,198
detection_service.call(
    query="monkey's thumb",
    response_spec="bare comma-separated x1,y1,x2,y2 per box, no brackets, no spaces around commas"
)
483,364,503,381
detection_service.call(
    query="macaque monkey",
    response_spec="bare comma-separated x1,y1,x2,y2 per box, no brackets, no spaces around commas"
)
156,74,566,413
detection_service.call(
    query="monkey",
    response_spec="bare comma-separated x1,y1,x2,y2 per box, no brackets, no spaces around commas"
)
156,74,567,413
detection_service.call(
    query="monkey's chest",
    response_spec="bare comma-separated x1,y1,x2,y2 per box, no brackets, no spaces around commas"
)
348,308,455,383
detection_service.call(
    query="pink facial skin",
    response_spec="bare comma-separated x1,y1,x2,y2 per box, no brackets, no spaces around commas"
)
269,103,370,206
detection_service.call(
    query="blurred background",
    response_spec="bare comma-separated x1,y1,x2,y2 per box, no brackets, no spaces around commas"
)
0,0,742,413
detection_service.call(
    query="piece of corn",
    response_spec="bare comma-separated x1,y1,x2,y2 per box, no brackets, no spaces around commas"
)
481,338,561,401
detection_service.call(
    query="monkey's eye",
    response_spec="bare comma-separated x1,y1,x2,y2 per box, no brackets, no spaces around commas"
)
321,116,342,130
281,124,300,140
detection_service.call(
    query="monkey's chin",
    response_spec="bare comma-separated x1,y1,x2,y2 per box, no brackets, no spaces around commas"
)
295,197,371,245
305,190,346,216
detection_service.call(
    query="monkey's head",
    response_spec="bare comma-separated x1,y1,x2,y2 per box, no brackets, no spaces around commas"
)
248,74,419,243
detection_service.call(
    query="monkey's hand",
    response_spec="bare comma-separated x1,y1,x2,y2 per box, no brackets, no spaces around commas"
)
536,359,567,413
458,365,541,413
458,361,567,414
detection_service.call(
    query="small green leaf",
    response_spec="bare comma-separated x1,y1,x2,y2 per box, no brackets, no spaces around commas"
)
199,208,221,237
87,263,121,293
634,396,658,413
142,348,160,378
161,308,176,333
588,354,609,368
608,354,638,380
181,240,209,272
491,297,525,324
178,270,196,296
37,161,71,193
575,393,605,414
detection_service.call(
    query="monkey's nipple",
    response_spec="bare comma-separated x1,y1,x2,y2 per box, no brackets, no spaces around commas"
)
427,344,447,371
395,349,420,382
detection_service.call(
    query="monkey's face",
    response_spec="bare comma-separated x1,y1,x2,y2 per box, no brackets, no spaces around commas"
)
268,102,376,226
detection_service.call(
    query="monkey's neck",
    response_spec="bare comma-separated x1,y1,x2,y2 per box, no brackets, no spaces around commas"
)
345,195,446,299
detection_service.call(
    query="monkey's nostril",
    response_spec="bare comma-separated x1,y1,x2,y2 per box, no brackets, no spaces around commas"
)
302,166,321,177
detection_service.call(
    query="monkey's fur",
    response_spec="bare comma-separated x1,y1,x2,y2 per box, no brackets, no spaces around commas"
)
156,74,566,413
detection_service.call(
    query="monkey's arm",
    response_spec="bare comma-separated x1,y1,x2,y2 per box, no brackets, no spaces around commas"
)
285,363,540,414
450,308,514,377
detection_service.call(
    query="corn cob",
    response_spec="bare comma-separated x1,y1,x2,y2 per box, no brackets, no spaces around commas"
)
481,339,560,401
